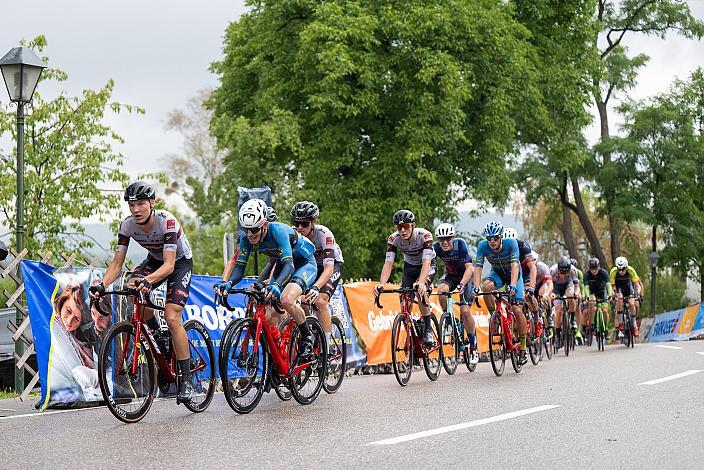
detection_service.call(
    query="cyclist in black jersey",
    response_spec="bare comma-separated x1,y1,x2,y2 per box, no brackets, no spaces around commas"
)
585,257,612,340
89,182,195,402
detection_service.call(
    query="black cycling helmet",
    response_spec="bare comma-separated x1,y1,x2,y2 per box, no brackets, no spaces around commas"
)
570,258,580,270
124,181,156,201
393,209,415,225
266,206,278,222
588,257,600,269
557,256,571,273
0,240,7,262
290,201,319,221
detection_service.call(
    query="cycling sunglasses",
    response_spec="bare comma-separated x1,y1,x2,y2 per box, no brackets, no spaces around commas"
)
396,223,413,231
438,236,453,243
292,220,311,228
245,227,262,234
486,236,501,242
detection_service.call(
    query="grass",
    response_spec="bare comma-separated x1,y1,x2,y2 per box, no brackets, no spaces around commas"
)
0,389,39,399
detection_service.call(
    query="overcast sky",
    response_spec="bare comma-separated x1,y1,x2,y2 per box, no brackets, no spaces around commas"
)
1,0,702,193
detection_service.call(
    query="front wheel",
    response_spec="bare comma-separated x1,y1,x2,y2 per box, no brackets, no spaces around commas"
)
98,321,155,423
220,318,268,414
422,315,442,381
562,312,570,357
527,311,539,366
323,316,347,394
391,314,413,386
439,313,459,376
488,311,506,377
182,320,216,413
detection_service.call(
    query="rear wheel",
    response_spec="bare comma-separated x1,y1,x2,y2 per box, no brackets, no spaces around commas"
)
422,315,442,381
527,311,539,366
623,309,634,348
439,313,459,375
323,316,347,394
182,320,216,413
220,318,268,414
488,311,505,377
562,311,570,357
391,314,413,386
289,317,326,405
98,321,155,423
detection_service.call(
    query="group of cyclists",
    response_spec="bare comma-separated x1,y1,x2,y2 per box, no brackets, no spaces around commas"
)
90,181,645,404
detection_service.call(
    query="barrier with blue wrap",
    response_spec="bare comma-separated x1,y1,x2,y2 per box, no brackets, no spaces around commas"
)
647,302,704,343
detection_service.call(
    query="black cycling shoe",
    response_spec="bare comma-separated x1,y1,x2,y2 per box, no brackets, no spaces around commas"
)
423,329,435,348
518,350,528,366
178,380,194,403
297,332,316,362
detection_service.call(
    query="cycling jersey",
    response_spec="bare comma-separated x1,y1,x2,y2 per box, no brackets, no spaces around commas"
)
610,266,640,297
534,261,552,290
433,238,472,276
307,223,344,266
549,264,578,297
584,268,611,299
386,228,435,266
475,238,524,302
117,210,192,261
231,222,317,289
575,269,587,296
516,239,535,271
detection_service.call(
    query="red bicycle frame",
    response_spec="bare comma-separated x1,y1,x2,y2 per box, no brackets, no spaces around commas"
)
376,287,434,359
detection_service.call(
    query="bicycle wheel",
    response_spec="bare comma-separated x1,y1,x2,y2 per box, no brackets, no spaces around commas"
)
562,312,570,357
273,317,293,401
391,313,413,386
623,310,633,348
527,313,539,366
461,322,477,373
98,321,155,423
596,310,605,351
323,316,347,394
182,320,216,413
543,326,553,360
488,311,505,377
289,317,326,405
439,313,459,375
422,314,442,381
218,317,242,371
220,318,268,414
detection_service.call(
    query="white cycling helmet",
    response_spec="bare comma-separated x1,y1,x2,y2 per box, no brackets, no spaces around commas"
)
528,251,539,262
615,256,628,270
503,227,518,239
239,199,268,229
435,223,456,238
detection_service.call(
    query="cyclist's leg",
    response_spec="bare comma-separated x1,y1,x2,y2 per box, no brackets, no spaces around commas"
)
129,257,162,331
280,263,316,326
566,285,577,328
436,276,456,312
511,275,527,353
314,262,343,346
482,271,502,312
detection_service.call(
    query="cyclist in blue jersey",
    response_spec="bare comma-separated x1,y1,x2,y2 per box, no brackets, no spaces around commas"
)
472,221,528,365
215,199,318,357
433,223,478,366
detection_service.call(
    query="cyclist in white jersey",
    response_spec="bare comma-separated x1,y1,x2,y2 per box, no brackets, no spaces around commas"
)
374,209,436,347
88,181,195,402
290,201,344,350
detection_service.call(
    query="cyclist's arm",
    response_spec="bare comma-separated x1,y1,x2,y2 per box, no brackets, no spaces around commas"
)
527,258,537,287
472,243,486,290
460,262,473,287
542,279,554,298
227,240,251,285
634,279,644,297
314,236,338,288
145,250,176,285
101,249,127,288
314,262,334,290
221,248,240,281
257,258,277,284
510,260,519,287
417,235,435,286
379,243,397,286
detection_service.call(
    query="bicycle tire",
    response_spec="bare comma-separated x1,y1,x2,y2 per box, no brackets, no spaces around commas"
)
289,317,326,405
562,311,570,357
463,320,477,373
623,309,633,348
527,312,539,366
98,321,155,423
544,327,552,360
391,313,413,386
272,317,294,401
323,316,347,394
221,318,269,414
218,317,242,370
422,315,442,381
182,320,216,413
439,313,459,375
489,311,505,377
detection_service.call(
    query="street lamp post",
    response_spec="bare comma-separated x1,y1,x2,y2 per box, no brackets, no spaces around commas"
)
649,251,660,316
0,46,46,393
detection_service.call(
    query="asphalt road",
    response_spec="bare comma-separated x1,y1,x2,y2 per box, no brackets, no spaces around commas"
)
2,340,704,469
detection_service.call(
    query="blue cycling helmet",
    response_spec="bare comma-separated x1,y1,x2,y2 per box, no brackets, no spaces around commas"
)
483,221,504,238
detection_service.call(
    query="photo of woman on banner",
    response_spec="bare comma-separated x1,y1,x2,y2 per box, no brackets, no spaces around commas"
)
47,271,113,404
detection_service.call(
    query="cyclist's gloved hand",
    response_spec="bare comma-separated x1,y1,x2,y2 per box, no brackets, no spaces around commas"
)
265,282,282,299
525,286,535,296
215,281,232,294
305,285,320,303
251,281,264,292
88,283,105,300
135,278,152,293
373,285,384,298
472,287,481,297
506,284,517,295
456,283,465,293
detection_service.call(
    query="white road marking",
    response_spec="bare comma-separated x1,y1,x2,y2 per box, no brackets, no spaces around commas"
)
0,405,104,421
638,369,703,386
655,345,683,350
367,405,562,446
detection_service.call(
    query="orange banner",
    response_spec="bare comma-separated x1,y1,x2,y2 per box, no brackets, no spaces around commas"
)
343,281,491,365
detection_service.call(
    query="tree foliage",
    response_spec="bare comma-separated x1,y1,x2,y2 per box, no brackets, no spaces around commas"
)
0,36,141,259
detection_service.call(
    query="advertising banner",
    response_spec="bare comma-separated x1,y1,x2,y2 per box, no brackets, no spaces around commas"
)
648,302,704,343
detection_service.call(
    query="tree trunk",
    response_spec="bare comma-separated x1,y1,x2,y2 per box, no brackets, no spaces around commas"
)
700,261,703,302
570,173,607,267
595,98,621,263
559,175,577,258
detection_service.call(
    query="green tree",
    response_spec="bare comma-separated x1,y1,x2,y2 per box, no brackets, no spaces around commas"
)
209,0,555,277
0,36,142,260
